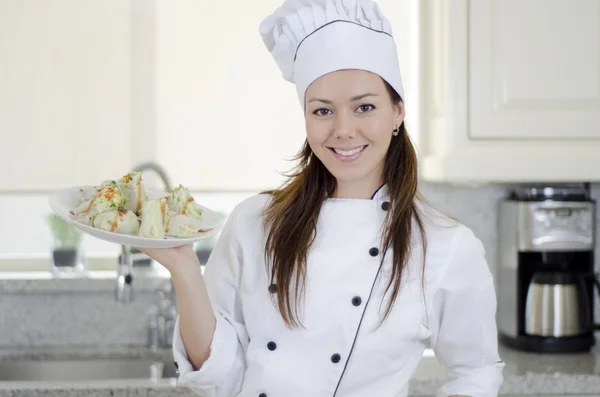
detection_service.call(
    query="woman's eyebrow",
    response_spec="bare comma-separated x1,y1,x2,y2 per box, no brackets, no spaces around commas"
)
307,93,378,104
350,93,378,101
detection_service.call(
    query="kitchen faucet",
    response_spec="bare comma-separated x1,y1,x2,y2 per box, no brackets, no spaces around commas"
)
130,161,173,192
115,162,173,303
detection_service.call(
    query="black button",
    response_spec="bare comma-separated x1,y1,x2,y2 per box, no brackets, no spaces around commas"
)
381,201,390,211
369,247,379,257
173,361,179,369
268,284,277,293
259,394,267,397
331,353,341,363
267,341,277,351
352,296,362,306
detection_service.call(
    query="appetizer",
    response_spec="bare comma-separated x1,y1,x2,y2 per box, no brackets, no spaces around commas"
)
69,173,213,239
70,181,127,224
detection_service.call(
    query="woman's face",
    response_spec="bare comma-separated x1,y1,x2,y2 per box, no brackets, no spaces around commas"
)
304,70,404,194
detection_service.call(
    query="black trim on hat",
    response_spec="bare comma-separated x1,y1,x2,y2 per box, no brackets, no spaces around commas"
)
293,20,393,62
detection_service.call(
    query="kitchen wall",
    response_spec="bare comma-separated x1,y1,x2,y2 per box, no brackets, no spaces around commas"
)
424,182,600,278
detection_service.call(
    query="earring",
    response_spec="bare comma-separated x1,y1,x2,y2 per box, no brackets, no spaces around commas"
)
392,126,399,136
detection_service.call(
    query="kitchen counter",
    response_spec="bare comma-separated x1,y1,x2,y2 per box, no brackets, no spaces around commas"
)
412,345,600,396
1,345,600,396
0,346,173,362
0,269,172,295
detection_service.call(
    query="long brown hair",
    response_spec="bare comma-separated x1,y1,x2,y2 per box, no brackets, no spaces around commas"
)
262,81,427,327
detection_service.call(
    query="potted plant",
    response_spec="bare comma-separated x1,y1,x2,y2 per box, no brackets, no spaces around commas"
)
45,213,84,273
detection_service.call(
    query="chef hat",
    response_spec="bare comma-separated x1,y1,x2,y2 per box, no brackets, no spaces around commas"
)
259,0,404,109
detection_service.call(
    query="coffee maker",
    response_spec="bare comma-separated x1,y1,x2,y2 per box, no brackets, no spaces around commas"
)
497,185,599,353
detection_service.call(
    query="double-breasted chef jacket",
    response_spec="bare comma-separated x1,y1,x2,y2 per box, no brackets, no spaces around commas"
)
173,185,504,397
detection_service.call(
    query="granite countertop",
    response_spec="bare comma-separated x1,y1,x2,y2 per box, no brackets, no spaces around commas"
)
0,346,173,361
0,270,173,294
1,345,600,396
412,345,600,396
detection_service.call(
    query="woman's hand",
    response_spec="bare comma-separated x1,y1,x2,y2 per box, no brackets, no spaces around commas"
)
135,244,200,275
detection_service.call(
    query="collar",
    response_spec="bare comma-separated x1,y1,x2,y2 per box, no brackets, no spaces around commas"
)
324,183,389,201
371,184,389,201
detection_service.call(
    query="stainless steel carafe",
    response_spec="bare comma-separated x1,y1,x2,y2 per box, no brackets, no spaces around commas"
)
525,272,585,337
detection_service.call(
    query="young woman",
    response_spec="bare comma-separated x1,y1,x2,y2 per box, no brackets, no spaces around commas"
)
138,1,504,396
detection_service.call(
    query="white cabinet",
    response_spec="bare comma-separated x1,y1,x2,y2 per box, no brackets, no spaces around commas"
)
469,0,600,140
418,0,600,183
0,0,134,191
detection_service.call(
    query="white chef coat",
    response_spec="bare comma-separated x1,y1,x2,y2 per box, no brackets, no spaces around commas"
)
172,185,504,397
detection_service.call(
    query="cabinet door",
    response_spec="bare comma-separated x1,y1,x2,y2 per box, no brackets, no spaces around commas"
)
0,0,132,191
469,0,600,140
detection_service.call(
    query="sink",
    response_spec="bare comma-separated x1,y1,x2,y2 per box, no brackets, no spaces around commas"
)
0,358,178,382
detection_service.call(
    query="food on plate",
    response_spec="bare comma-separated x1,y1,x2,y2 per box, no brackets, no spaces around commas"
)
78,172,148,216
138,198,168,239
168,185,203,219
92,210,140,234
70,182,127,223
118,172,149,215
165,213,203,238
69,172,214,239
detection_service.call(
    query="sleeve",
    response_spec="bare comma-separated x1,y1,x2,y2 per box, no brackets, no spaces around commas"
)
172,206,249,397
429,227,504,397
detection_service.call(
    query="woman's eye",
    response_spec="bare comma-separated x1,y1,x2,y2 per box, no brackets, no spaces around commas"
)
357,104,375,113
313,108,332,116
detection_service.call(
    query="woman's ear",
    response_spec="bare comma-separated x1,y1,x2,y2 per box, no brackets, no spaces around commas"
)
394,100,406,127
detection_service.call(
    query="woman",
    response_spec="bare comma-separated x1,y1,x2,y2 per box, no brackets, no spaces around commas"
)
139,1,504,396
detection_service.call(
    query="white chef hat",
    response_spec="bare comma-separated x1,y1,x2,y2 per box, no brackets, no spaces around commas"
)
259,0,404,109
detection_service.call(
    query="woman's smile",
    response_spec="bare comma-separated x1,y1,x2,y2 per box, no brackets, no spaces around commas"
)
327,144,368,162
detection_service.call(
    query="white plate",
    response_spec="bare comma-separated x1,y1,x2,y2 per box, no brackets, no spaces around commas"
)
48,186,224,249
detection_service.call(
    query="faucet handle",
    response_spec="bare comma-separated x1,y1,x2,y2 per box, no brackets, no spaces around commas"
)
147,310,160,351
158,294,176,318
116,272,134,302
163,318,175,347
116,250,134,302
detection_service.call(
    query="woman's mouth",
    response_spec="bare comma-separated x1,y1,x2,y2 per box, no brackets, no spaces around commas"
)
327,145,368,162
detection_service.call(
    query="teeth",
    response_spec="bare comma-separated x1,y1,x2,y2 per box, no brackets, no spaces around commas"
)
333,146,364,156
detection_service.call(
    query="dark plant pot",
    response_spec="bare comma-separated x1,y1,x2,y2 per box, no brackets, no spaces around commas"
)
196,249,213,266
52,249,79,268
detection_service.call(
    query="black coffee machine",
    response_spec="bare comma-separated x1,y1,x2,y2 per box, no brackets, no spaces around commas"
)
497,185,600,353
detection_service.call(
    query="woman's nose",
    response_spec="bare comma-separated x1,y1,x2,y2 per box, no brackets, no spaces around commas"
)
333,115,354,139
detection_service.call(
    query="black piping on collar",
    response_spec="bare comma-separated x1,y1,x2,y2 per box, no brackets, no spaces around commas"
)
370,183,386,200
